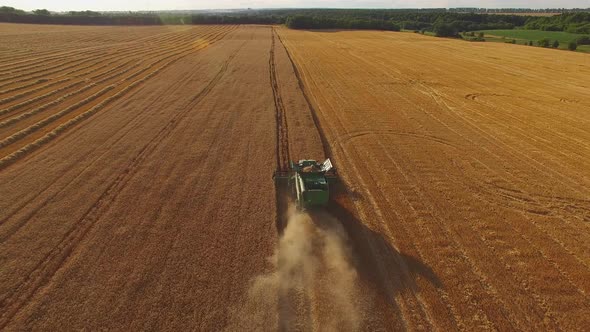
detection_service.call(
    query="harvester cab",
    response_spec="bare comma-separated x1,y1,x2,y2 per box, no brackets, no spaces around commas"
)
274,158,337,209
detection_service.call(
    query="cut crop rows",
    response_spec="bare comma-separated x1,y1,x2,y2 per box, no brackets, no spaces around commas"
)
0,25,237,169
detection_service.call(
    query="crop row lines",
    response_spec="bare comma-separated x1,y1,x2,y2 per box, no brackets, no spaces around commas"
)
0,29,190,81
0,49,100,78
415,85,590,260
0,81,85,118
0,54,102,85
0,25,208,71
289,45,459,330
0,26,228,118
328,34,589,327
0,85,115,149
0,78,71,106
0,30,237,326
283,37,552,330
0,27,200,89
0,27,196,71
330,35,590,271
0,31,215,130
0,78,52,97
0,26,221,104
368,47,585,327
0,25,236,167
436,88,590,190
0,83,99,128
0,38,204,169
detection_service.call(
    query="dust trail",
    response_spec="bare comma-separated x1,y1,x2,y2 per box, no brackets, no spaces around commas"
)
312,210,364,331
227,205,364,331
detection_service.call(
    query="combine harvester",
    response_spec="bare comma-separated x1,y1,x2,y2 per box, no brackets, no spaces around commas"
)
274,159,337,209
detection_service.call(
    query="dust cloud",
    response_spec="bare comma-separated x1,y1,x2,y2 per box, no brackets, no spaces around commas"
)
227,205,365,331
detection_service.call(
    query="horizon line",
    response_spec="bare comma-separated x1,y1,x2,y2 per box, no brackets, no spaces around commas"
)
14,7,590,13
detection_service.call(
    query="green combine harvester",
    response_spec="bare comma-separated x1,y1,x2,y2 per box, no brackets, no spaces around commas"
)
274,158,337,209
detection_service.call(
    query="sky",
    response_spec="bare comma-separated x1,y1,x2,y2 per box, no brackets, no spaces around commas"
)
4,0,590,11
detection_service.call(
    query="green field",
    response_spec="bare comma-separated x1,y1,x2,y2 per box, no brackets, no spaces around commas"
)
477,29,588,43
473,29,590,52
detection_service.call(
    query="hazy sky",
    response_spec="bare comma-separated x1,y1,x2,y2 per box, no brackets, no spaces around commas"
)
5,0,590,11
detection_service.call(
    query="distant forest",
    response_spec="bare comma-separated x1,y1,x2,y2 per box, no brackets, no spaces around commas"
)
1,6,589,36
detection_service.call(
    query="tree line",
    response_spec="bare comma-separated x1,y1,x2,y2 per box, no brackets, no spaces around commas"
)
0,6,589,37
448,8,589,14
523,12,590,34
0,6,282,25
0,7,529,31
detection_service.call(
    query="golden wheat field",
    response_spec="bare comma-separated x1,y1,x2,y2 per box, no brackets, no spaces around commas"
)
0,23,589,330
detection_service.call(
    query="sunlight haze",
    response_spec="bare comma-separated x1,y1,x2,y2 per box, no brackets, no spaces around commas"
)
4,0,590,11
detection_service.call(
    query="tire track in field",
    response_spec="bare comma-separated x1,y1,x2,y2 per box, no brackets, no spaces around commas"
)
274,28,383,331
0,32,243,328
278,30,590,330
298,40,519,330
316,45,544,328
277,29,443,330
389,78,586,328
413,86,590,270
326,33,589,317
274,27,341,331
269,27,316,332
270,28,291,172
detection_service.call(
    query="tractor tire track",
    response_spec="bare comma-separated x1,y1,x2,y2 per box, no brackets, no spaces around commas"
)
276,28,436,330
270,27,316,332
270,28,291,172
274,27,387,331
